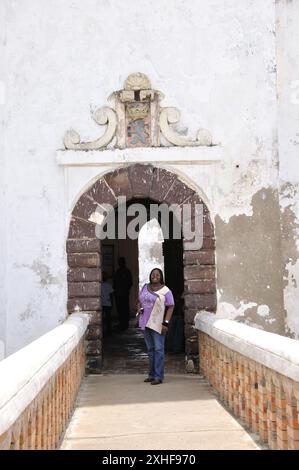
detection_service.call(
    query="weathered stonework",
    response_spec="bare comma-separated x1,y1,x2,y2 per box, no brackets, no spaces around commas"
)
67,164,217,372
104,167,133,200
184,251,215,265
86,179,117,207
184,265,216,280
63,73,213,151
185,294,217,311
67,298,101,313
67,268,101,283
185,279,216,294
85,324,101,341
67,253,100,268
86,340,102,356
68,282,100,298
71,194,101,221
66,239,101,254
68,218,97,239
87,311,102,325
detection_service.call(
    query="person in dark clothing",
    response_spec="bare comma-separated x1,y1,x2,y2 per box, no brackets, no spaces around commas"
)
101,271,113,336
113,257,133,330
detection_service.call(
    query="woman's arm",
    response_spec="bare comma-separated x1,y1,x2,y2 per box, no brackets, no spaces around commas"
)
164,305,174,323
136,284,146,314
161,305,174,335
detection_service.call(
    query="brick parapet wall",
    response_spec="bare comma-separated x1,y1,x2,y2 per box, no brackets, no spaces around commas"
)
0,314,88,450
195,312,299,450
66,239,102,373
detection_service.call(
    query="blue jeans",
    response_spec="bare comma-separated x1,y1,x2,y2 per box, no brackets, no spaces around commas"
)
143,327,165,381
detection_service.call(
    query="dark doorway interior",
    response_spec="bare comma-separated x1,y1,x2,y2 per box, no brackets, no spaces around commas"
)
102,198,185,374
163,237,185,354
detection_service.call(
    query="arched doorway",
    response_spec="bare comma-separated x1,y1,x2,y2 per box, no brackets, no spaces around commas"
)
66,164,216,373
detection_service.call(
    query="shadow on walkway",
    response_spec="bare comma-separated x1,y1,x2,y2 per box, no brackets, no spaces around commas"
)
102,320,185,375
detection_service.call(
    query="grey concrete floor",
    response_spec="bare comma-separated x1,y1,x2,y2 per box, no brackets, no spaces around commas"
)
60,374,262,450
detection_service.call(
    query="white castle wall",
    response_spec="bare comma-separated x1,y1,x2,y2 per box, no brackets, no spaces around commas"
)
1,0,298,356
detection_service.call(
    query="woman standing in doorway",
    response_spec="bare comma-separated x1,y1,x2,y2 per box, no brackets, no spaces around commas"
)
137,268,175,385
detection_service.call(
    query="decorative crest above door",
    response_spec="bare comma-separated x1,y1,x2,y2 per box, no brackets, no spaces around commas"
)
63,73,212,151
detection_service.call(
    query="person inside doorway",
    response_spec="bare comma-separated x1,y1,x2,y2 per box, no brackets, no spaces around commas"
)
136,268,175,385
113,257,133,330
101,271,113,336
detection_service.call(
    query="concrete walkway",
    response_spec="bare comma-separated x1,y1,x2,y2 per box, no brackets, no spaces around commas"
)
60,374,261,450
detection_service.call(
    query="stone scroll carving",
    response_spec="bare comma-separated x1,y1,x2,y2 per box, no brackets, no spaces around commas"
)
64,107,117,151
159,108,212,147
63,73,213,150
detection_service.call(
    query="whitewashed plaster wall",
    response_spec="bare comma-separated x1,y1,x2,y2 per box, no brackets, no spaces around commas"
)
0,140,6,360
0,143,6,360
0,0,7,359
1,0,284,356
276,0,299,338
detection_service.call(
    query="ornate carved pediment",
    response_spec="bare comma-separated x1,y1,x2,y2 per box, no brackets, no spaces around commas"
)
63,73,213,150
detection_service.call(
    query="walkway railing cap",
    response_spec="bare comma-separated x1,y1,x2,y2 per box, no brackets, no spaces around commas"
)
0,313,89,436
195,311,299,382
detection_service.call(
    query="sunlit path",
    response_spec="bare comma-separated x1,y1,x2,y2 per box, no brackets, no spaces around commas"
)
60,375,261,450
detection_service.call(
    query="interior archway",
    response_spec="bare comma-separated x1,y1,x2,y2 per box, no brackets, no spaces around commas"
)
66,164,216,373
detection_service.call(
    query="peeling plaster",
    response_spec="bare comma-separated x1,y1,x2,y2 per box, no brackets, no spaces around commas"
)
257,304,270,317
19,305,34,322
15,261,60,287
217,301,258,320
280,182,298,209
279,181,299,337
216,187,286,334
215,160,272,223
31,261,60,287
88,211,105,225
280,183,299,290
217,301,276,327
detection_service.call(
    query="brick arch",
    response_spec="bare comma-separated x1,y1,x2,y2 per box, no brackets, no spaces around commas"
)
66,164,216,373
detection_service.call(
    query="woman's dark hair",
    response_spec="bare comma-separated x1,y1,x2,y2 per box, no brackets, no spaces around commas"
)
149,268,164,285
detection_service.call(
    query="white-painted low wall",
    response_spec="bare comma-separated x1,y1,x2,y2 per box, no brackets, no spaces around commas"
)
195,311,299,450
0,313,89,436
195,311,299,382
